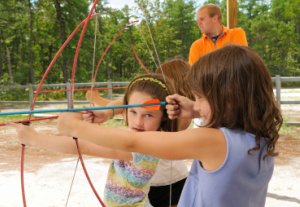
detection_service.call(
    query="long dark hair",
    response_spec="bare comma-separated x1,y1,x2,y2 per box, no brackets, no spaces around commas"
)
155,58,194,100
188,45,283,157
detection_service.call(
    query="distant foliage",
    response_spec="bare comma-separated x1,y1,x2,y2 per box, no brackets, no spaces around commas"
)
0,0,299,99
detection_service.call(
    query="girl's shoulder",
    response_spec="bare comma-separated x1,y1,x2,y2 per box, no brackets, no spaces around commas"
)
219,128,269,155
219,127,255,143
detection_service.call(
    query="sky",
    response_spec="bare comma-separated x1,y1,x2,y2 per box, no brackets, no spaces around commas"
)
107,0,136,9
107,0,205,10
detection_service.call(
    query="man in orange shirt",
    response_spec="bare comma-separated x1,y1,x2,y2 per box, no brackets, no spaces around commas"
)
189,3,248,65
190,3,248,127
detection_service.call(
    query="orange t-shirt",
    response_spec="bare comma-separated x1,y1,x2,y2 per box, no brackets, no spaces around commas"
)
189,27,248,65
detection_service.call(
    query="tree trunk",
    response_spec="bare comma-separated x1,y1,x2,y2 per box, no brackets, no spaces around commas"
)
6,45,13,83
53,0,69,83
0,33,3,78
28,0,35,84
106,61,111,81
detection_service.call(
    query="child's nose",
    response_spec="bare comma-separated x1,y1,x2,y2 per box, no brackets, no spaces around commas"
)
134,115,144,127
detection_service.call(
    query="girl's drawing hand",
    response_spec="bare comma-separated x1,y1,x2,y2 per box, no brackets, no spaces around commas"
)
166,94,196,119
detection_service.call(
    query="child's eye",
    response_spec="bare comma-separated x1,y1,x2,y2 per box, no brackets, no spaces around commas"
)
129,109,137,114
145,114,153,118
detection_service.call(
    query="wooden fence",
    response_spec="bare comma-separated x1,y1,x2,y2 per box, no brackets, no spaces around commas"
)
0,81,129,108
0,76,300,109
272,76,300,105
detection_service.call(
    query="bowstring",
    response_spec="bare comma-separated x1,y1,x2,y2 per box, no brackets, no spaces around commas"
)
65,1,101,206
64,158,79,207
169,160,173,207
138,26,159,70
90,12,98,97
140,15,173,207
143,18,166,83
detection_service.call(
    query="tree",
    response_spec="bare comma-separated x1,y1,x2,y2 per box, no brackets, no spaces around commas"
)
0,0,298,92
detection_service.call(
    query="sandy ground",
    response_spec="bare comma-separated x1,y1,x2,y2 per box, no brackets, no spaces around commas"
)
0,97,300,206
1,123,299,207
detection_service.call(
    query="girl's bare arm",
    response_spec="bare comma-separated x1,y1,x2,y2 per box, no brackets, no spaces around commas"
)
12,124,132,160
58,112,226,171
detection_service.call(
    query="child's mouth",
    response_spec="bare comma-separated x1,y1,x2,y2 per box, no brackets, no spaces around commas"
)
132,128,145,132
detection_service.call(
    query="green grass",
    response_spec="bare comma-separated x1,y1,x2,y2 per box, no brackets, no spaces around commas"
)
0,115,28,123
280,114,300,139
280,123,300,139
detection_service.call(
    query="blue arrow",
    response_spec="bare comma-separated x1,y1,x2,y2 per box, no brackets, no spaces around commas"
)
0,102,166,116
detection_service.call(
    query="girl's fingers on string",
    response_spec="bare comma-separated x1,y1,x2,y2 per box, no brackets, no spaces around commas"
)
82,110,95,123
165,103,179,111
165,94,181,118
166,105,180,120
166,93,185,103
166,94,179,105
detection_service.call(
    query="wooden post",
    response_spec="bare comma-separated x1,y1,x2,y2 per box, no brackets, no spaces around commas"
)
66,82,72,109
275,75,281,109
227,0,238,28
107,80,113,100
28,84,34,106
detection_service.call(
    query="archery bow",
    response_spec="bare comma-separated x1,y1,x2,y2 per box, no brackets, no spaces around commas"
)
19,0,106,206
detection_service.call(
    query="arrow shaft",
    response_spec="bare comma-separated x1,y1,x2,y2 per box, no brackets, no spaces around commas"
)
0,102,166,116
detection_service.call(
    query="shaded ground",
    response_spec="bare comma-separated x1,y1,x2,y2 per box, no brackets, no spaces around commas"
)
0,120,71,173
276,134,300,165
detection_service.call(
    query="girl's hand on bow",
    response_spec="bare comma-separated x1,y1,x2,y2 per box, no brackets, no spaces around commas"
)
9,123,38,146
